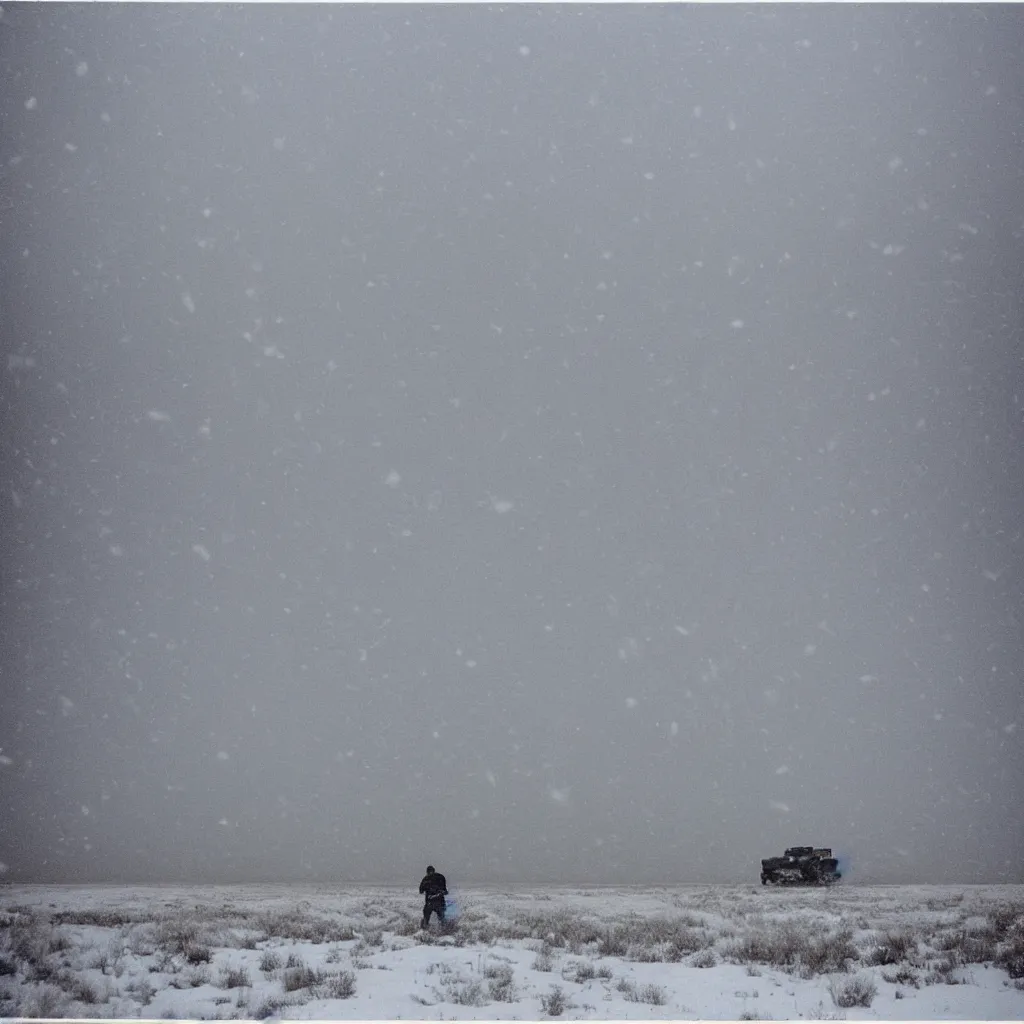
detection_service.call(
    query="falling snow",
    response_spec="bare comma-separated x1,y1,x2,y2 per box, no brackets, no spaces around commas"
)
1,2,1019,896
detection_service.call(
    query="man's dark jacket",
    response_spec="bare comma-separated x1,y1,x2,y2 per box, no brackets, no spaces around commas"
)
419,872,447,902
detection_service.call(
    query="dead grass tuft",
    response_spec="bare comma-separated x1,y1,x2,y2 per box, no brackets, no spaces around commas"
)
866,929,916,965
829,973,877,1008
281,962,326,992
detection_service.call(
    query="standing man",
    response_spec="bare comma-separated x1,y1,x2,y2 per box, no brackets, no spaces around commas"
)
419,864,448,929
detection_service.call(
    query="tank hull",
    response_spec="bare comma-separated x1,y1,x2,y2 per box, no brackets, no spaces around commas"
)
760,847,841,886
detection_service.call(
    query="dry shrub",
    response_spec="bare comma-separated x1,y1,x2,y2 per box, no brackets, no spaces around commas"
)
598,915,712,961
187,964,211,987
937,927,997,964
597,928,629,958
485,963,517,1002
562,959,597,983
829,974,877,1008
996,933,1024,979
729,921,856,976
540,984,569,1016
219,965,251,988
447,978,486,1005
68,975,102,1004
282,963,326,992
533,945,556,972
924,955,965,986
20,983,69,1018
510,911,604,953
51,909,147,928
255,995,289,1018
153,915,204,957
259,950,282,972
323,970,356,999
257,910,354,944
393,915,424,937
693,947,718,968
622,981,667,1005
866,929,916,965
801,928,857,976
124,976,156,1006
882,965,920,988
7,917,71,963
729,921,806,968
126,924,157,957
183,942,212,965
988,904,1024,940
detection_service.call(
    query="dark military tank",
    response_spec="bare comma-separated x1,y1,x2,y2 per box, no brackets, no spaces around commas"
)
760,846,841,886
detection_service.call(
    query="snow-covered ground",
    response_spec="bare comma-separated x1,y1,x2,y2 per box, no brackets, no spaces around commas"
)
1,882,1022,1019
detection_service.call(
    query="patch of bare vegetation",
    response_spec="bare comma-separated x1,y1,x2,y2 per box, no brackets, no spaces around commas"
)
52,909,146,928
391,914,423,937
829,973,877,1008
254,994,292,1019
617,977,668,1005
532,943,557,972
351,929,385,957
151,914,216,967
484,962,518,1002
693,947,718,968
882,964,921,988
525,910,608,953
997,935,1024,980
168,963,211,989
322,969,357,999
560,957,611,983
936,926,998,965
4,916,73,963
799,928,858,977
281,960,326,992
56,969,103,1005
258,949,281,973
123,976,156,1006
598,914,714,962
924,892,965,913
865,928,916,965
727,920,856,976
988,903,1024,936
255,910,354,945
540,983,572,1016
19,983,70,1018
218,965,251,989
448,977,487,1005
989,904,1024,979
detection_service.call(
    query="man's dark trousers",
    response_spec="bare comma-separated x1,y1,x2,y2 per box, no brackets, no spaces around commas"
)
422,897,446,929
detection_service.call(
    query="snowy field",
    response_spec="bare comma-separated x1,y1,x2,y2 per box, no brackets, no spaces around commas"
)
1,883,1023,1020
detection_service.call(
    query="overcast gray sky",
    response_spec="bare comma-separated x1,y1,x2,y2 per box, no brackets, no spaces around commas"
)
1,4,1022,887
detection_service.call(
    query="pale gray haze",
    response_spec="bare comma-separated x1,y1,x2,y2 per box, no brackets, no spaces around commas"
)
1,4,1022,887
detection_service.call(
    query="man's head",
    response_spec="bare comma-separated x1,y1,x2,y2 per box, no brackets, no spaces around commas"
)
426,865,435,874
